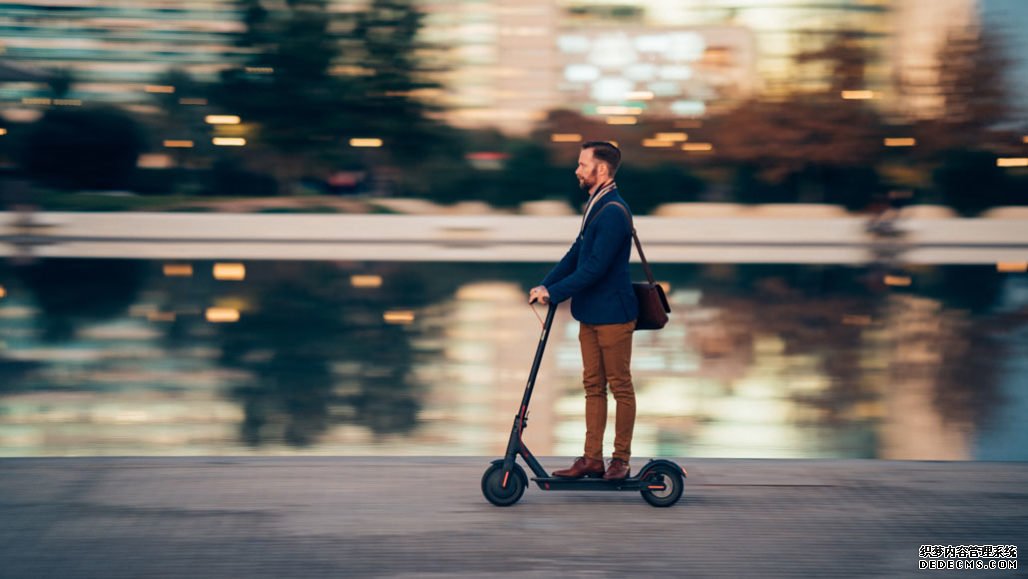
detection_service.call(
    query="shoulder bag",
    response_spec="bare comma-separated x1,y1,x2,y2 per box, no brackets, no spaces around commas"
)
595,202,671,330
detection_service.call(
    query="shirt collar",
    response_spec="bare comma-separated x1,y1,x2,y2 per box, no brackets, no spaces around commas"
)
580,181,617,233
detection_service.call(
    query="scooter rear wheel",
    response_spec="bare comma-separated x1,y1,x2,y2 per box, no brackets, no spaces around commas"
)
481,463,527,507
639,464,684,507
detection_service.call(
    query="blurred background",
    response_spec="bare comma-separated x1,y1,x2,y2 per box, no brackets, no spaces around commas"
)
0,0,1026,460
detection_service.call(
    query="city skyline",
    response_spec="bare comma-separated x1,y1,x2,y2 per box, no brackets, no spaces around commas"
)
1,0,1022,135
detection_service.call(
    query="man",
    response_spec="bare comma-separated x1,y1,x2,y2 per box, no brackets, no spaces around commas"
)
529,141,637,481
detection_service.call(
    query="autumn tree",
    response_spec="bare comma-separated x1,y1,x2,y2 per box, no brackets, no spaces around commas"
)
930,26,1012,151
713,31,886,208
919,26,1022,214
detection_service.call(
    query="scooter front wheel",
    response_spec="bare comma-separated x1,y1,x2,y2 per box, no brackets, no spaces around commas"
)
640,464,684,508
481,463,527,507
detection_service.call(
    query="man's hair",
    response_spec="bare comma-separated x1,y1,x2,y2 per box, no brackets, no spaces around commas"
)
581,141,621,175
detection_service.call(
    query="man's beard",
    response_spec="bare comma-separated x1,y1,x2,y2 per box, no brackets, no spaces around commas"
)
578,169,597,192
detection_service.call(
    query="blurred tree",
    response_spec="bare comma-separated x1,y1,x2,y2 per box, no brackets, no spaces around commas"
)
209,157,280,197
882,25,1019,212
495,141,568,207
715,98,884,205
212,0,363,192
932,150,1013,216
413,139,570,208
530,110,711,213
46,68,74,100
714,31,885,208
928,26,1012,152
206,262,432,446
211,0,448,195
134,68,215,195
730,164,795,204
349,0,448,162
19,107,146,191
913,26,1019,214
793,30,871,97
613,163,705,215
149,68,210,154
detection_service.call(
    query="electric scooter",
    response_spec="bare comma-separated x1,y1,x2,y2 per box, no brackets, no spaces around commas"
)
481,302,686,507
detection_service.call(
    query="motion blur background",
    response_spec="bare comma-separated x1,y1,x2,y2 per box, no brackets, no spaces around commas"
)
0,0,1026,460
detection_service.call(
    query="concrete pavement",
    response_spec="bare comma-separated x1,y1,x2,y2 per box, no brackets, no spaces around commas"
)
0,457,1025,578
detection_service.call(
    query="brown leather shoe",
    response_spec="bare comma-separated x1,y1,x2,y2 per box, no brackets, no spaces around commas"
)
603,458,630,480
553,456,605,478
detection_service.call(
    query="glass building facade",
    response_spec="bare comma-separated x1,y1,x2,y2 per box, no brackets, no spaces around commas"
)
0,1,245,111
0,1,998,130
418,0,902,132
558,1,894,95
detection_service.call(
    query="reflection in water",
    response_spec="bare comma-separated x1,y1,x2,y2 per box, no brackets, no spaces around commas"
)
206,264,423,447
0,259,1025,460
15,259,147,342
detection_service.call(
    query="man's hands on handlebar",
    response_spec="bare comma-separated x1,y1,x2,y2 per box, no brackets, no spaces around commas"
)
528,286,550,305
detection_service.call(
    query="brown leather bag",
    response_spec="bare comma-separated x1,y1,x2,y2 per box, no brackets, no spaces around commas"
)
600,202,671,331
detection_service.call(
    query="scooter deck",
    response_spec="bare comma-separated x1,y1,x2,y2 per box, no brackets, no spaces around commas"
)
532,475,666,492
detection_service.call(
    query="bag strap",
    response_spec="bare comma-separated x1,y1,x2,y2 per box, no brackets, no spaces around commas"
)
586,201,656,285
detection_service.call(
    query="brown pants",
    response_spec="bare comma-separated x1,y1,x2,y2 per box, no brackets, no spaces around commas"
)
579,320,636,462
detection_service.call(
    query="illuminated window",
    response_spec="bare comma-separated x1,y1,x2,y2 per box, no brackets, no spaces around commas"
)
671,100,706,116
213,263,245,281
565,64,601,83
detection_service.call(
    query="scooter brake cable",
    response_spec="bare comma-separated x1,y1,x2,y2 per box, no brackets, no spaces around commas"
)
530,302,545,328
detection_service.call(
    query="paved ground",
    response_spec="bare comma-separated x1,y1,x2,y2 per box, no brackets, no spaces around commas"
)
0,457,1024,578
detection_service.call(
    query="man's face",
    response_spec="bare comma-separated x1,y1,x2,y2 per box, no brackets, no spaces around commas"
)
576,148,604,193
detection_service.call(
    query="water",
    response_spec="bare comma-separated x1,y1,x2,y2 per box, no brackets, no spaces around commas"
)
0,258,1026,460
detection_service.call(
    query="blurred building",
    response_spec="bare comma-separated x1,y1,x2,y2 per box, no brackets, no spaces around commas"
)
891,0,977,119
0,1,245,118
981,0,1028,119
417,0,900,132
1,0,1021,134
560,0,892,96
424,0,1023,132
554,26,757,119
418,0,757,133
420,0,895,133
418,0,561,132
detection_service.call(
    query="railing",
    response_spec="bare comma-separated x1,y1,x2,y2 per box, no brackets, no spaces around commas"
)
1,210,1026,264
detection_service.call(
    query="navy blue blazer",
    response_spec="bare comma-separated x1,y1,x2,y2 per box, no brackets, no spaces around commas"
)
541,188,638,325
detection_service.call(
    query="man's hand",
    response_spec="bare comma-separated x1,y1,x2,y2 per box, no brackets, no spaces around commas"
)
528,286,550,305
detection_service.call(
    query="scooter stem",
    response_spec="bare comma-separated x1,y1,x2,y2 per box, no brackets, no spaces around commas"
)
519,302,557,415
503,302,558,479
